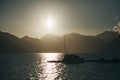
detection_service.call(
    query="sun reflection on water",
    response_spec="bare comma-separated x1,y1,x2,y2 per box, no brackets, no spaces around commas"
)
36,53,65,80
41,53,64,61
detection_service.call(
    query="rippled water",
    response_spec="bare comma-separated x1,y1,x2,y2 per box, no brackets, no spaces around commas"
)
0,53,120,80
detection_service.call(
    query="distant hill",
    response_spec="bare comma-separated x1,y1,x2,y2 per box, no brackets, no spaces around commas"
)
40,34,63,52
101,36,120,53
0,31,41,53
39,32,106,53
21,36,41,52
0,31,23,52
0,30,119,53
97,31,119,42
64,32,106,53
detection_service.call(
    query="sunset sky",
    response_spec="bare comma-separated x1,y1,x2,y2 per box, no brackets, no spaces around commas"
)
0,0,120,38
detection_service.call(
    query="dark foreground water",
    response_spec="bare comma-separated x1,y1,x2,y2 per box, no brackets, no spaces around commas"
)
0,53,120,80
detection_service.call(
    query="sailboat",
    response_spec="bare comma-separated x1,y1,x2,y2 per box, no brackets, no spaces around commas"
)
61,35,84,64
47,35,84,64
112,49,118,61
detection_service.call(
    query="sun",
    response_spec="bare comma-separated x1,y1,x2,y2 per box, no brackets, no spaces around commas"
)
46,14,54,31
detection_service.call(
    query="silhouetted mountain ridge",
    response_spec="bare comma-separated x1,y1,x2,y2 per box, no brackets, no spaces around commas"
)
40,34,63,52
0,31,23,52
97,31,119,42
101,35,120,53
65,33,106,53
21,36,41,52
0,30,119,53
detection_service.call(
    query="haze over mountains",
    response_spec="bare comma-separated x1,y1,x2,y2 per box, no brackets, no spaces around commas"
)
0,30,119,53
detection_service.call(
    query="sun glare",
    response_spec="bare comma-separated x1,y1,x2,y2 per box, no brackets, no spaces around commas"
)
46,14,54,31
42,53,59,61
38,53,64,61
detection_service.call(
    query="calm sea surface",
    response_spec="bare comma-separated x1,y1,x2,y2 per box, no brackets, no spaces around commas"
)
0,53,120,80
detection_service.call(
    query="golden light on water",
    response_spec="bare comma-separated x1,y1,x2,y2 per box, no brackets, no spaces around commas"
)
41,53,64,61
41,62,60,80
36,53,65,80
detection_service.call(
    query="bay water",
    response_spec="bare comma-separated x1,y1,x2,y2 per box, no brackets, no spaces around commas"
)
0,53,120,80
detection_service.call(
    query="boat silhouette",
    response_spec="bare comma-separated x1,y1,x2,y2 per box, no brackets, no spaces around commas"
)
48,35,120,63
47,35,84,64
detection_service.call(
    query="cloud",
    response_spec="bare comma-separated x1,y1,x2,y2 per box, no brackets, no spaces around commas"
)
113,16,120,33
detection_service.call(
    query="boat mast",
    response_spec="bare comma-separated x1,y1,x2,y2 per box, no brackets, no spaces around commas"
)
112,48,117,60
100,49,104,60
64,35,67,54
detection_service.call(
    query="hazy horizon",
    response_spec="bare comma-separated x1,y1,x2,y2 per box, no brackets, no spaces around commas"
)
0,0,120,37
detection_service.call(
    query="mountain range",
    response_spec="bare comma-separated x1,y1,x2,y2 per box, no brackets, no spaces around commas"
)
0,30,119,53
